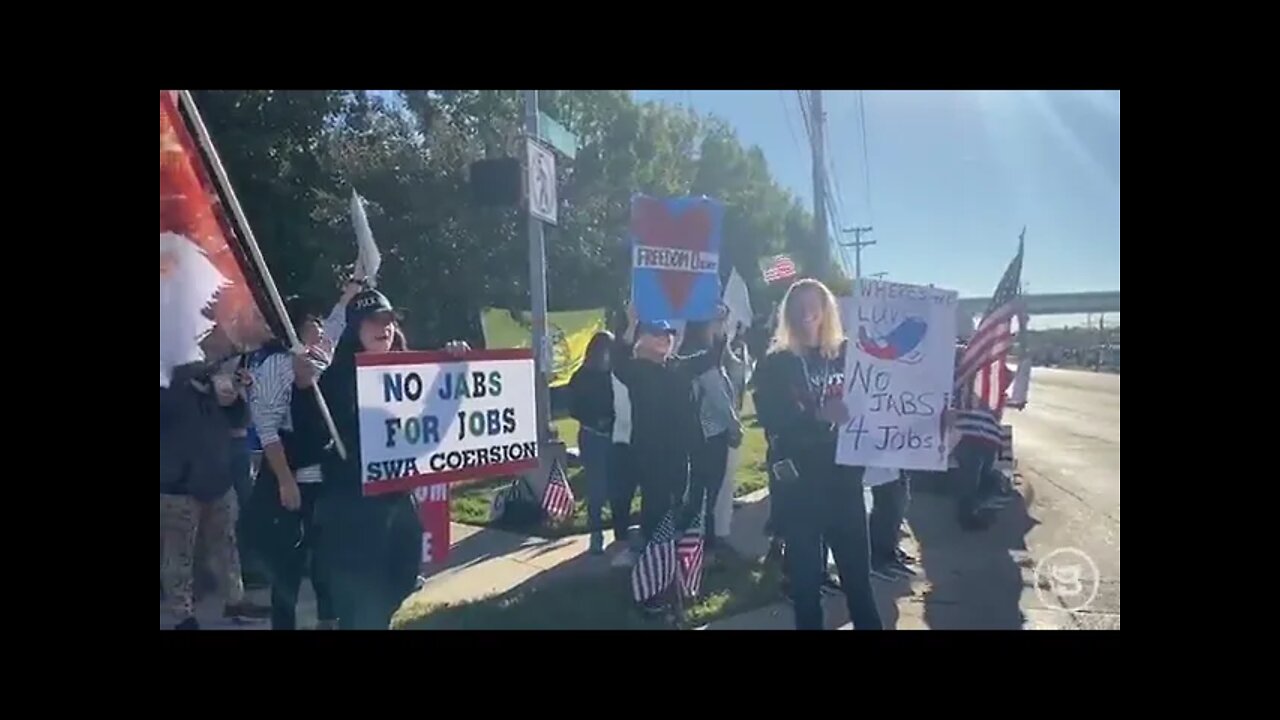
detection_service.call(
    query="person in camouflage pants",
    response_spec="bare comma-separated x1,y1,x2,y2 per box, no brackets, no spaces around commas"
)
160,490,245,623
161,366,267,629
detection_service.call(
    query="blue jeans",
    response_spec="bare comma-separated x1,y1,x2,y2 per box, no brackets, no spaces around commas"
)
578,428,612,549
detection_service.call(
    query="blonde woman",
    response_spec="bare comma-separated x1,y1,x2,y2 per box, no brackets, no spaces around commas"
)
753,279,882,630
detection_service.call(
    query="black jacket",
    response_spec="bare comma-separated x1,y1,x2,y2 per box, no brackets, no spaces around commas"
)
313,344,422,575
753,342,847,469
611,335,723,464
159,368,248,501
568,366,614,436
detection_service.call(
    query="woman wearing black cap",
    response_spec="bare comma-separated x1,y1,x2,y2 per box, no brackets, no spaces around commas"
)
307,288,467,629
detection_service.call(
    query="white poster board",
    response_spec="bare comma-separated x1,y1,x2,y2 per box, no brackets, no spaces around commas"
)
356,349,539,496
836,280,958,472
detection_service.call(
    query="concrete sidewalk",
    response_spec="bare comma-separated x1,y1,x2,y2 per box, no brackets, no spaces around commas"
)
162,472,1082,630
695,478,1083,630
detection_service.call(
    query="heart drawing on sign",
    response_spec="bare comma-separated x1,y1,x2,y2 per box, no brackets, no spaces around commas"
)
630,196,714,313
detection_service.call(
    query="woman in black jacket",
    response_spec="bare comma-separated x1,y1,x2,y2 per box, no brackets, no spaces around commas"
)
753,279,882,631
568,331,615,554
311,289,467,630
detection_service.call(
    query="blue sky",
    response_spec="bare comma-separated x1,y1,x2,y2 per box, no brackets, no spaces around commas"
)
632,90,1119,328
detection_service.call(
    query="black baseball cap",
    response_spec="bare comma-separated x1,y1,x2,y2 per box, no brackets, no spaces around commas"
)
347,289,398,325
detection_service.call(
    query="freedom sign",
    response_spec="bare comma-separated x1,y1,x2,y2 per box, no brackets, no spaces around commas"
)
836,280,958,472
630,195,724,321
355,349,539,496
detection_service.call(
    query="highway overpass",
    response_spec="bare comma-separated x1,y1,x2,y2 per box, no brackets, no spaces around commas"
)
960,291,1118,317
957,291,1119,336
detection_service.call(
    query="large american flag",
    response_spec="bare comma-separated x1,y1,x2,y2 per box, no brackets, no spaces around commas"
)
761,254,798,285
540,459,575,524
954,231,1026,446
631,509,678,603
677,502,706,599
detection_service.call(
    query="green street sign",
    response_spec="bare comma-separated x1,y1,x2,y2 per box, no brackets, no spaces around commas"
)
538,111,578,160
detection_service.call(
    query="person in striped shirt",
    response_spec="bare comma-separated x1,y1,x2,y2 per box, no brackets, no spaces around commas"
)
246,285,357,630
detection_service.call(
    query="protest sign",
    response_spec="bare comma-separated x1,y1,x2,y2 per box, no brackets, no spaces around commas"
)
630,195,723,321
413,483,451,567
356,349,539,496
836,280,958,471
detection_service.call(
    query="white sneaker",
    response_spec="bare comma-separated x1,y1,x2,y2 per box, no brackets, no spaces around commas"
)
611,549,637,568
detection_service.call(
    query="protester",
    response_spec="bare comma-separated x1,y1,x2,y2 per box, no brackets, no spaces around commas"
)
950,345,1002,531
610,303,721,610
313,288,468,629
712,329,752,544
608,349,640,567
754,279,883,631
160,363,269,629
865,467,916,581
247,300,344,631
568,331,615,554
680,313,739,553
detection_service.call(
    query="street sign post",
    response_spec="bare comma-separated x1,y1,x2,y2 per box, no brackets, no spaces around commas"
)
537,111,578,159
526,138,557,226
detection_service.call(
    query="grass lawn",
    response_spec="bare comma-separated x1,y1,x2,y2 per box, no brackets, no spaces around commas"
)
449,394,770,537
408,395,782,630
395,544,783,630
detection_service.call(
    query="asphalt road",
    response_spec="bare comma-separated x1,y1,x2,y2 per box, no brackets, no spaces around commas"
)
1006,366,1120,628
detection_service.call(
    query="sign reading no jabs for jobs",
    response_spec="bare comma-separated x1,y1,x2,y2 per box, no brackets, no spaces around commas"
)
356,349,539,497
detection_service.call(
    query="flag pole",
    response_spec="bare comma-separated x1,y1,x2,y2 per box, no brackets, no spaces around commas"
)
176,90,348,461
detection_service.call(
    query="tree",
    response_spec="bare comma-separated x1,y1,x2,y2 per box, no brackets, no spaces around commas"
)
193,90,834,346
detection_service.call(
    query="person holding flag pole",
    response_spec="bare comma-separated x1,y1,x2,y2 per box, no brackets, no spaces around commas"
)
168,90,349,463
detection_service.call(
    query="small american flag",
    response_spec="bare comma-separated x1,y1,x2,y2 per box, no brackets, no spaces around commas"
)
955,230,1026,442
540,459,575,524
631,509,678,603
760,254,798,285
677,503,706,598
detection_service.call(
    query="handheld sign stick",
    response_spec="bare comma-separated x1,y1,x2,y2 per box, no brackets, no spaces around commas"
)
177,90,347,461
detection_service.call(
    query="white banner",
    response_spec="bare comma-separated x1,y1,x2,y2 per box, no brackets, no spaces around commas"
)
723,268,753,341
836,280,958,472
356,349,539,496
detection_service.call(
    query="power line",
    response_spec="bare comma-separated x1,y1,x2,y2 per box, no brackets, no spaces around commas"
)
778,91,805,161
858,90,874,225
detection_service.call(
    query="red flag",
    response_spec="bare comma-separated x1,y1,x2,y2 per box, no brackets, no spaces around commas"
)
160,90,274,385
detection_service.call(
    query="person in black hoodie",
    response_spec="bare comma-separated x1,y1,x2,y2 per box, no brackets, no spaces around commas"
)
160,362,268,629
611,303,722,580
753,279,882,631
568,331,615,554
309,289,468,630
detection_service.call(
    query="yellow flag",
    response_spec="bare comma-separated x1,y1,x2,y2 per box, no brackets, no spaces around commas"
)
480,308,606,388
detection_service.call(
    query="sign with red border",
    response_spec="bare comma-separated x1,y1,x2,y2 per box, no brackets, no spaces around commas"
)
356,348,538,496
